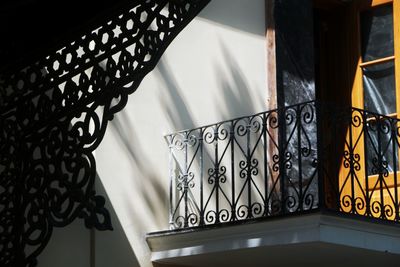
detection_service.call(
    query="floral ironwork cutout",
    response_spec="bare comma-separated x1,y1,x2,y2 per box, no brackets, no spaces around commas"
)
0,0,210,266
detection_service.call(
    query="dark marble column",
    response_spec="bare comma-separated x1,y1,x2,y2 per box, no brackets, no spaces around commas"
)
274,0,318,212
275,0,316,107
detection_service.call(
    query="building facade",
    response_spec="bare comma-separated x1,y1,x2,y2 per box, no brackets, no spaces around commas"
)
1,0,400,266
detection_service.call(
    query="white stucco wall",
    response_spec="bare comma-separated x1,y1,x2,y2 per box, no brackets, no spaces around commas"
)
40,1,268,267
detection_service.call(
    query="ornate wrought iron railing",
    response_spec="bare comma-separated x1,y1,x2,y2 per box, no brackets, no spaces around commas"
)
167,101,400,229
321,104,400,221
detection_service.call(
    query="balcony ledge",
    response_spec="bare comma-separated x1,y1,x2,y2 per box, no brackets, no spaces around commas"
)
146,212,400,267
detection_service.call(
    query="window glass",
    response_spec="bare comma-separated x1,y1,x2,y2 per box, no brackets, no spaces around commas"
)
365,119,398,176
361,4,394,62
363,61,396,114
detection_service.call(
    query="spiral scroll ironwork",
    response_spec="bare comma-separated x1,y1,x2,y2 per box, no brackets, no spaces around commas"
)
168,101,320,229
320,105,400,221
0,0,211,266
169,101,400,230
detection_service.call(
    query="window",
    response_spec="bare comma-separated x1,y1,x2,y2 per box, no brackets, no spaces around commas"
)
314,0,400,218
345,0,400,218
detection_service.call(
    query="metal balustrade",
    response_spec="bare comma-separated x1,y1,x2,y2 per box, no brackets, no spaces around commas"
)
166,101,400,229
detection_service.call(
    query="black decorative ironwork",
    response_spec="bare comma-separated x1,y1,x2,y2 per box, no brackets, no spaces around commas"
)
167,101,319,228
321,105,400,221
0,0,211,266
168,101,400,229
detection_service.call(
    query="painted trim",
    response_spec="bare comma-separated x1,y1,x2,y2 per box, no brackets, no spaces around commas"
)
266,0,277,110
147,213,400,263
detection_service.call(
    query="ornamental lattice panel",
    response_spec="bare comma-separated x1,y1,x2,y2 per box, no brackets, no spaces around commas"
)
0,0,210,266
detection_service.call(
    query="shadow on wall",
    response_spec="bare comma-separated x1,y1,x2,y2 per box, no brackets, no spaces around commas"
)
94,174,141,267
108,109,169,230
104,38,264,230
157,41,266,227
156,58,196,131
216,41,264,119
197,0,265,36
158,41,264,132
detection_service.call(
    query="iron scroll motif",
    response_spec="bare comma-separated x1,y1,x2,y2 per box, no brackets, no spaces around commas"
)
167,102,319,228
168,101,400,229
0,0,210,266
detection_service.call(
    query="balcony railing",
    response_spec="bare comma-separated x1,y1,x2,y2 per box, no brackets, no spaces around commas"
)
166,101,400,229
